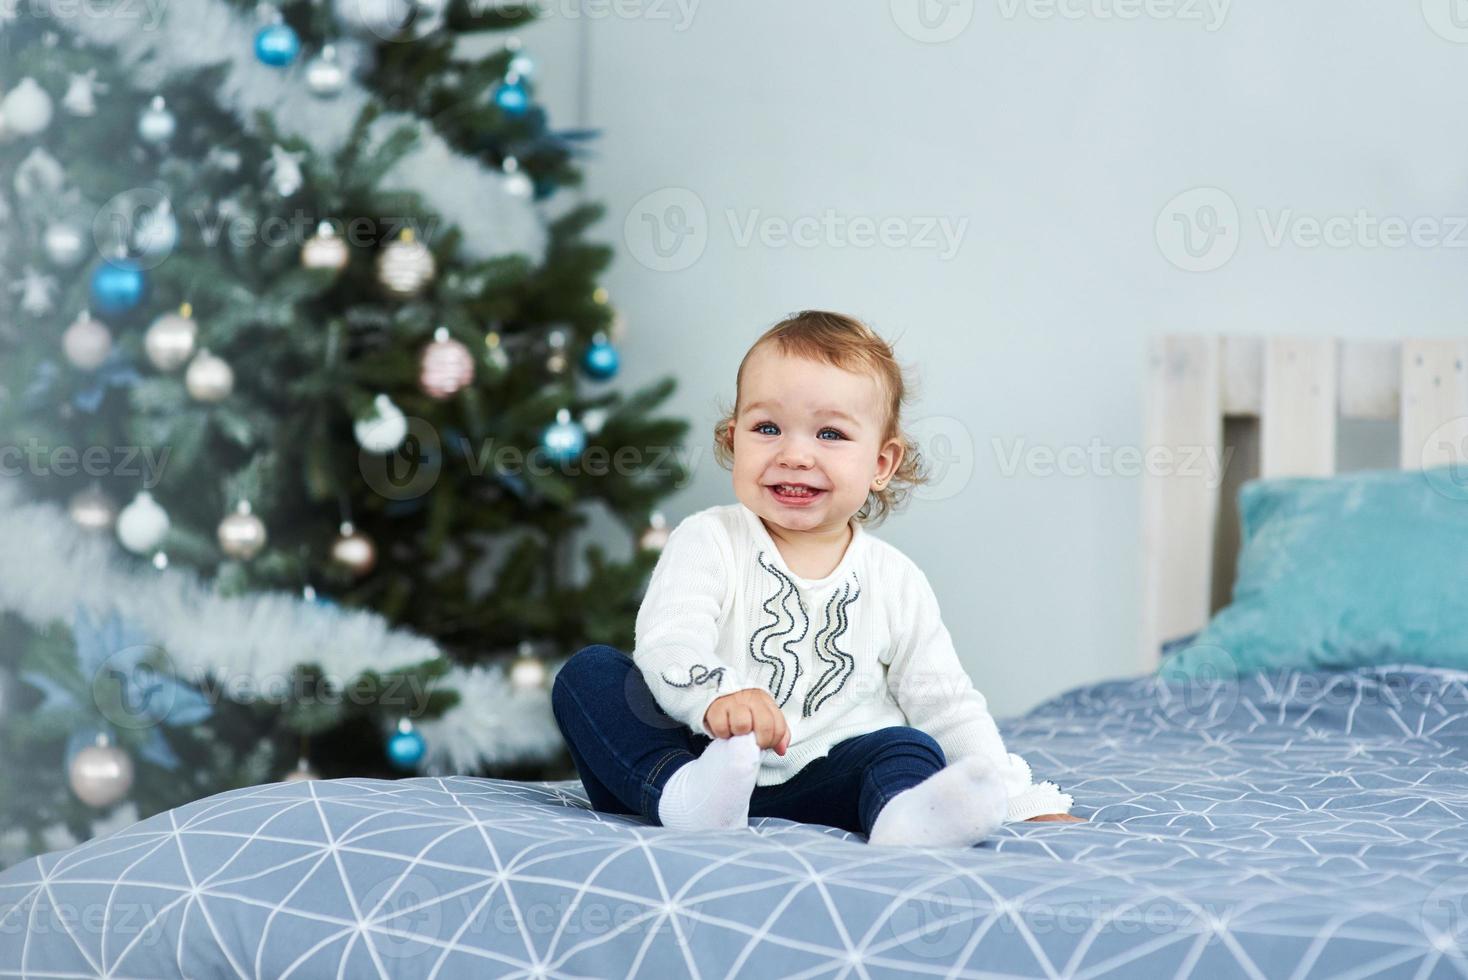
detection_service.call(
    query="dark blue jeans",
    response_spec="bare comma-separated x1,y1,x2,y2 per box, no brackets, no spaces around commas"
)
551,644,947,836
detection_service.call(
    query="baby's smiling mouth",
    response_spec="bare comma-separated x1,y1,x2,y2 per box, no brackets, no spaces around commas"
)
766,482,827,500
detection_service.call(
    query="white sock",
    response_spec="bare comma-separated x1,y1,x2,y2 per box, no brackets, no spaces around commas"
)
867,755,1008,848
656,732,761,831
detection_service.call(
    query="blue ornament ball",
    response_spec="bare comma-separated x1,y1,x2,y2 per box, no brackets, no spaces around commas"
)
254,22,301,67
90,260,145,315
541,411,587,463
492,79,529,117
387,724,426,770
581,339,619,380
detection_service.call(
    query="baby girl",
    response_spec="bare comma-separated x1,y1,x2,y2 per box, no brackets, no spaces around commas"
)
552,310,1079,846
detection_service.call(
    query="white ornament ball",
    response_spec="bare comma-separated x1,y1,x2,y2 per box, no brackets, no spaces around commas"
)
185,349,234,402
376,230,436,298
62,311,112,371
304,45,347,99
68,485,119,532
218,501,268,560
69,738,134,808
1,78,54,137
43,222,87,269
354,393,408,452
117,491,170,554
138,96,176,144
501,157,533,199
145,304,199,372
301,221,349,272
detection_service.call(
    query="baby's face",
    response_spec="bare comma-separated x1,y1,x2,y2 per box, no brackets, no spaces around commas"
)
728,346,898,536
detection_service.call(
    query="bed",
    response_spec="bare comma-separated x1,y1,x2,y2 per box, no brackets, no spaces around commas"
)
2,662,1466,977
4,334,1468,978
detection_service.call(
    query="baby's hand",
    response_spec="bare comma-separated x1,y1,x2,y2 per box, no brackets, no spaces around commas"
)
704,689,790,754
1025,813,1086,822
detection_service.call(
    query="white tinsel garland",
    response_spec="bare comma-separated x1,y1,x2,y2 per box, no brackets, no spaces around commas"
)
0,480,438,683
62,0,546,264
0,481,565,768
418,660,565,775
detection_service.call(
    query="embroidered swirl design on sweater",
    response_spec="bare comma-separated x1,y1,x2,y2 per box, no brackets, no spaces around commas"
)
660,664,726,689
749,551,807,706
802,572,861,718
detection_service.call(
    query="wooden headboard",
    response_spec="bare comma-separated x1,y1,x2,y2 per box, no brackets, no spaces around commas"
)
1140,335,1468,670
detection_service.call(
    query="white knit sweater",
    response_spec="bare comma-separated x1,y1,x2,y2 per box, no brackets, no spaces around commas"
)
632,502,1073,823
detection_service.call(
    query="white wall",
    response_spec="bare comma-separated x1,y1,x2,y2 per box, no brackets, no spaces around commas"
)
529,1,1468,717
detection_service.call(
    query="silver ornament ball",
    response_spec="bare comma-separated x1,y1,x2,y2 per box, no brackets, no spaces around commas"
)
330,522,377,576
145,305,199,372
62,311,113,371
69,737,134,808
185,349,234,402
218,501,268,560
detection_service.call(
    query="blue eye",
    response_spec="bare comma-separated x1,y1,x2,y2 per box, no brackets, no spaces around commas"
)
754,422,778,436
818,428,846,441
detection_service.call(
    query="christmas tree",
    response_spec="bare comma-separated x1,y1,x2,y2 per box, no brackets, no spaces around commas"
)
0,1,688,861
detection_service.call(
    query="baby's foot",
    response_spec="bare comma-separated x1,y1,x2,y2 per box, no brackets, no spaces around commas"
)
657,732,761,831
867,756,1008,848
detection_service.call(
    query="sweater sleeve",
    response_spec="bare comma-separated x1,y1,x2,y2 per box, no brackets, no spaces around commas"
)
883,561,1074,823
632,513,767,738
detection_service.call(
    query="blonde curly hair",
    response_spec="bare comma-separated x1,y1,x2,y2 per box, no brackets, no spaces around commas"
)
712,310,932,528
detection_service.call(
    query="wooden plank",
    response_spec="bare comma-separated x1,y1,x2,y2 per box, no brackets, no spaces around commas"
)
1141,335,1222,671
1339,340,1400,420
1400,339,1468,469
1260,338,1338,477
1221,336,1262,416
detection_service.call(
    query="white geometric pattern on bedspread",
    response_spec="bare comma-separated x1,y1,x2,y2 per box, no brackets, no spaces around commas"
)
3,664,1468,979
